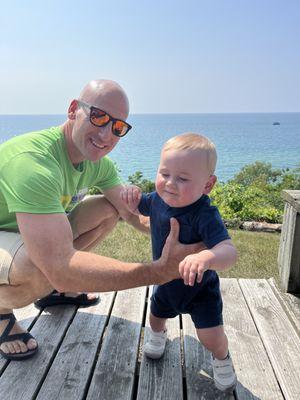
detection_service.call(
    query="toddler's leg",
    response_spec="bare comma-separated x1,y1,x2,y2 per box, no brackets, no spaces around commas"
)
196,325,228,359
149,312,167,332
196,326,237,392
144,312,168,359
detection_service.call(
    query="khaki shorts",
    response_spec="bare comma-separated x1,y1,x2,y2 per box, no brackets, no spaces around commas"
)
0,211,79,285
0,231,24,285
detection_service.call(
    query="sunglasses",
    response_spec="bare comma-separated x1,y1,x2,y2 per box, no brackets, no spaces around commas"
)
77,100,132,137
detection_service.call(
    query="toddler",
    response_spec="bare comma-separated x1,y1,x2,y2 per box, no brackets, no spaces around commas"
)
121,133,237,392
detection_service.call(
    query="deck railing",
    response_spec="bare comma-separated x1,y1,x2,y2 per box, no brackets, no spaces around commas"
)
278,190,300,293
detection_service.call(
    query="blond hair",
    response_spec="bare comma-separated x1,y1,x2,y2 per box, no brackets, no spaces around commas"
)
163,132,217,175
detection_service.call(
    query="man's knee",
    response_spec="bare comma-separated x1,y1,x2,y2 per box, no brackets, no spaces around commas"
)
0,245,52,309
69,195,119,237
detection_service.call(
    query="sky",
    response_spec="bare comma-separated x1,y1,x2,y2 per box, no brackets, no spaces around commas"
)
0,0,299,114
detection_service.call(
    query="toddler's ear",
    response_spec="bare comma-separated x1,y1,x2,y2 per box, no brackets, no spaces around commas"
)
203,175,217,194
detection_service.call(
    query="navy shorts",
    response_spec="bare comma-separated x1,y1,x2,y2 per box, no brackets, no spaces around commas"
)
150,277,223,329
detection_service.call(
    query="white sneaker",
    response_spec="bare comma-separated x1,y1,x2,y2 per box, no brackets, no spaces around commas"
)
143,328,167,359
211,353,237,392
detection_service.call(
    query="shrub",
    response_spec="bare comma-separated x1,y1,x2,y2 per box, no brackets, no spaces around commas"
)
128,171,155,193
211,162,300,223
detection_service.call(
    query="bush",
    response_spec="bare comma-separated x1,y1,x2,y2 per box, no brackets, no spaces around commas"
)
211,162,300,223
128,171,155,193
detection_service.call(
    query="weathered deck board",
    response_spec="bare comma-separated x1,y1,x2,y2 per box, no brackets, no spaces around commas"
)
239,279,300,400
86,287,146,400
0,304,40,374
0,278,299,400
0,305,77,400
268,278,300,334
221,279,283,400
182,312,234,400
137,287,182,400
36,292,115,400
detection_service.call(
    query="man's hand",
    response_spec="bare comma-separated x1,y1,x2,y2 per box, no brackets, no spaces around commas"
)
120,185,142,215
155,218,206,283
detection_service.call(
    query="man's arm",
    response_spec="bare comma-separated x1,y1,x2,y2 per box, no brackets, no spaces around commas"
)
16,213,200,293
102,184,150,234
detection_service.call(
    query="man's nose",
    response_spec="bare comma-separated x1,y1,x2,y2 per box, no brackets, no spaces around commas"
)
97,122,112,139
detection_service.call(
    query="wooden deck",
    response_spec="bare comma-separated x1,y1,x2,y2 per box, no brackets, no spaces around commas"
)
0,278,300,400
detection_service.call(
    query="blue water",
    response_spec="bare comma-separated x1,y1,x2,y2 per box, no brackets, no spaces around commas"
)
0,113,299,182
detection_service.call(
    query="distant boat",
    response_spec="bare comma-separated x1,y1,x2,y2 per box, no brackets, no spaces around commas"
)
273,122,280,125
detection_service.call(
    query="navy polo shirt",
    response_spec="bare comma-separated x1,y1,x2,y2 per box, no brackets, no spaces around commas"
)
138,192,230,318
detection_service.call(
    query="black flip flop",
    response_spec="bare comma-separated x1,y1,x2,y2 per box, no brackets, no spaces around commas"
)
0,313,38,361
34,290,100,309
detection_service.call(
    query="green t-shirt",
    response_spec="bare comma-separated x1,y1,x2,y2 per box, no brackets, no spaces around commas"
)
0,126,122,232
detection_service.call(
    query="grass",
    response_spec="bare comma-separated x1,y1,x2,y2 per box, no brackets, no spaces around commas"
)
94,221,280,282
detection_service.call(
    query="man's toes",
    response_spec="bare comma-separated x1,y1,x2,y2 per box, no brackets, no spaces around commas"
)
27,338,38,351
16,340,28,353
86,292,98,300
2,342,16,354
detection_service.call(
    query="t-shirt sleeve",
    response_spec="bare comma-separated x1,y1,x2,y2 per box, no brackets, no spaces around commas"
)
138,193,153,217
1,153,65,214
197,206,230,248
93,157,122,191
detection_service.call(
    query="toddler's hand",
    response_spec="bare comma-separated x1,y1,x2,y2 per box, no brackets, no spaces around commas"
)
120,185,142,214
179,252,211,286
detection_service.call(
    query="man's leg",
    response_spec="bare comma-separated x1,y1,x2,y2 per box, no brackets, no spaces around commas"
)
69,194,119,251
0,195,119,357
49,195,119,303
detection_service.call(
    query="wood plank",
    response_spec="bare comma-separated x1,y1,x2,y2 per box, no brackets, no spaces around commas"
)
0,305,77,400
269,278,300,334
182,313,234,399
282,190,300,213
278,202,300,293
221,279,283,400
240,279,300,400
278,202,295,291
137,286,182,400
0,304,40,374
86,287,146,400
36,292,115,400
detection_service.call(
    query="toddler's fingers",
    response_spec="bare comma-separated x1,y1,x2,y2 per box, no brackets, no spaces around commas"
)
179,260,185,277
182,262,190,285
120,190,126,202
182,262,196,286
135,189,142,202
128,190,137,208
188,264,198,286
196,268,205,283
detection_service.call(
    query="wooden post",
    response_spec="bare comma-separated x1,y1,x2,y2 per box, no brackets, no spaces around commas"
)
278,190,300,293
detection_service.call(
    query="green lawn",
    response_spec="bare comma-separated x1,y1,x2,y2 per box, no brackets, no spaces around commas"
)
95,221,280,281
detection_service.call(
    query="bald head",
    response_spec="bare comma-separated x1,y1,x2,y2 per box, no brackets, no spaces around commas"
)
78,79,129,120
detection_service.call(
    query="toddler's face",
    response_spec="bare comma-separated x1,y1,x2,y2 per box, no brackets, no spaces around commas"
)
155,148,215,208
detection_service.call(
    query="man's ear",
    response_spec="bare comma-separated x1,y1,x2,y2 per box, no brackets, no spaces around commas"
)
67,99,78,120
203,175,217,195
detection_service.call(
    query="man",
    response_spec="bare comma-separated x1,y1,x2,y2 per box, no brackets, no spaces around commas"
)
0,79,200,361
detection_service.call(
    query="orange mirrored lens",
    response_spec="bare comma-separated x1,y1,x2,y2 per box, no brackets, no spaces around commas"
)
113,120,128,136
91,109,110,126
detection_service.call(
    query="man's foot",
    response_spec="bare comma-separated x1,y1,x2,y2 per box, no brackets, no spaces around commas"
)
0,313,38,360
34,291,99,309
143,328,167,359
211,353,237,392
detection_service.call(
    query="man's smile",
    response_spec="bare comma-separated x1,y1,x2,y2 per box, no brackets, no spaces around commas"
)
90,139,107,149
